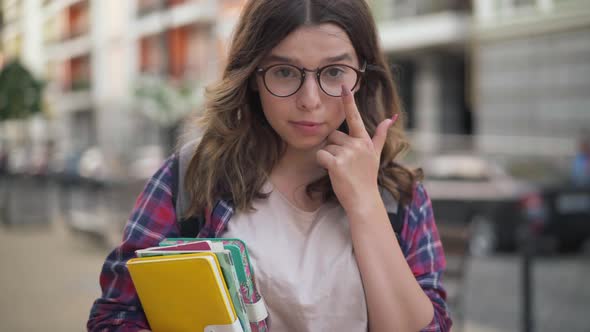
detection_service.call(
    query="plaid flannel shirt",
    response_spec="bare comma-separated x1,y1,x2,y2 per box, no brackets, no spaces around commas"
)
87,153,452,331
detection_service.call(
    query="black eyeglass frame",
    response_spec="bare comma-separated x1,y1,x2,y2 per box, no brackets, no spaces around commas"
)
255,62,367,98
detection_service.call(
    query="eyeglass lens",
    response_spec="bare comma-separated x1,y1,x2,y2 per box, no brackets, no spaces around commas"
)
263,64,358,97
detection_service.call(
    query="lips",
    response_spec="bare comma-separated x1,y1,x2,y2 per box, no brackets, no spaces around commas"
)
289,121,323,135
291,121,321,126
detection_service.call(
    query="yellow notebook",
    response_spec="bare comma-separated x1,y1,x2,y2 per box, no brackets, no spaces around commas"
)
127,252,243,332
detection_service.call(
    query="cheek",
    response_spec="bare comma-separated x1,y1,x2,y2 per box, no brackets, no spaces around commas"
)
326,100,346,125
258,92,287,126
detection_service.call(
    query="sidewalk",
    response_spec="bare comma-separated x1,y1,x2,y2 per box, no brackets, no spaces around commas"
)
0,220,110,332
1,218,588,332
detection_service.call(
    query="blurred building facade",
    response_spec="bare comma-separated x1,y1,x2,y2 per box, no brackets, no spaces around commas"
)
0,0,244,175
1,0,589,175
373,0,473,154
373,0,590,159
471,0,590,158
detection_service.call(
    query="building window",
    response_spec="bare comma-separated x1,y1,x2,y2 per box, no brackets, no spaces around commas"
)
167,26,189,79
65,0,89,39
139,25,211,81
139,34,164,74
64,55,91,91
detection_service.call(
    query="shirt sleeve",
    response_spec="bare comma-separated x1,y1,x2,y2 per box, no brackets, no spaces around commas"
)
87,154,181,332
400,183,453,332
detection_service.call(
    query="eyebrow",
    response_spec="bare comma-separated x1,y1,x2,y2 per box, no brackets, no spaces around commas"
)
265,53,354,65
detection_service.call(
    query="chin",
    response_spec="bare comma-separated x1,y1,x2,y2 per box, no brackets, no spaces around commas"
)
284,136,326,152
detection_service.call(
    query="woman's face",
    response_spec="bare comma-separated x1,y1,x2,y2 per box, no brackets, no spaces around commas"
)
255,24,361,152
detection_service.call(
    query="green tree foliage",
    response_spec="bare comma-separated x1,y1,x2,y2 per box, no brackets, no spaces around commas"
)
0,60,44,121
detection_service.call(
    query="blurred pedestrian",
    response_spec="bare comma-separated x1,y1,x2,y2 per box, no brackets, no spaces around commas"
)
0,140,8,223
88,1,451,331
572,131,590,186
30,139,55,176
0,142,8,176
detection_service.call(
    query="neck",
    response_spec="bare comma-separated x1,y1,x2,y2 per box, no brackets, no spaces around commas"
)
270,144,328,212
273,145,326,184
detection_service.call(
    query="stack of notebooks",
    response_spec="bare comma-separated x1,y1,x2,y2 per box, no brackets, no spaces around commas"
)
127,238,268,332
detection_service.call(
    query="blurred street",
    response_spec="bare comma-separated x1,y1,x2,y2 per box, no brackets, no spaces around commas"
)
0,220,109,332
462,253,590,332
1,217,589,332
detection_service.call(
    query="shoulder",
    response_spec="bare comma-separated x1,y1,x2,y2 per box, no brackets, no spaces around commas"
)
405,182,435,233
410,182,431,210
405,182,432,220
130,152,180,216
118,153,182,252
400,182,446,274
399,182,438,250
149,152,179,187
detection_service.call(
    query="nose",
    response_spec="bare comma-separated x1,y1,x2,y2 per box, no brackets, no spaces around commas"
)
295,73,321,111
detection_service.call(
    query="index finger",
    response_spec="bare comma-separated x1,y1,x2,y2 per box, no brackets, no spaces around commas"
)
341,85,369,139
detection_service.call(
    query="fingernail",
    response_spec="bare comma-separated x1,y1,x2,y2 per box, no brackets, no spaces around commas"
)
341,85,350,96
391,113,399,124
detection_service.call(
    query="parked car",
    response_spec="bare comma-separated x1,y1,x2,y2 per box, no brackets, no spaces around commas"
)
533,183,590,252
422,154,590,256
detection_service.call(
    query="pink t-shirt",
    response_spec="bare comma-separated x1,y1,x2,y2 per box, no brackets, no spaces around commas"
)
224,181,368,332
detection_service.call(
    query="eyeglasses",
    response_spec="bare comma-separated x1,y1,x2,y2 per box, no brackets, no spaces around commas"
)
255,62,366,97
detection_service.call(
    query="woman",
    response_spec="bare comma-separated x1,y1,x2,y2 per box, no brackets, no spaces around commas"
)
88,0,451,331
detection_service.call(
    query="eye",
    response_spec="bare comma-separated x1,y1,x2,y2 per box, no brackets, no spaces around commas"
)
269,65,298,79
325,67,344,77
322,66,350,81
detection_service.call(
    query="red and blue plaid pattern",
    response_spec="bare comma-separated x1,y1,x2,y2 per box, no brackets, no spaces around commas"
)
87,154,451,331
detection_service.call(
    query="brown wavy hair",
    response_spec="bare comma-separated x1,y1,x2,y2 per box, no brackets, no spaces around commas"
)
183,0,422,218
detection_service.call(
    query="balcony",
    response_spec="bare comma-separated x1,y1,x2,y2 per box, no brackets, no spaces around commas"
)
133,0,216,38
137,0,188,17
70,79,91,91
374,0,471,21
54,90,93,115
137,0,163,17
378,11,471,53
473,0,590,40
45,33,91,61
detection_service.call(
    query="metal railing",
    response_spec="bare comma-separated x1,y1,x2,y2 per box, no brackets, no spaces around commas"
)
407,132,577,159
